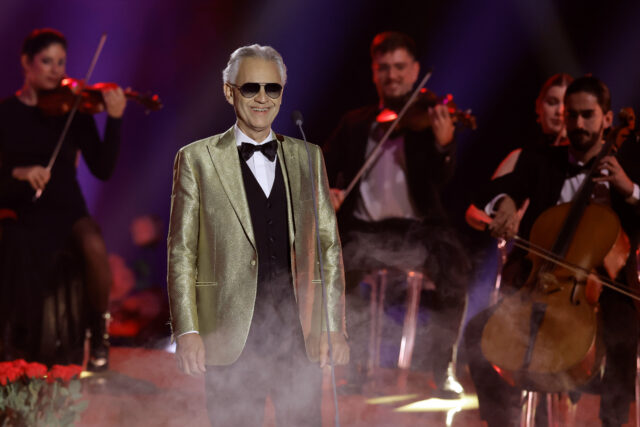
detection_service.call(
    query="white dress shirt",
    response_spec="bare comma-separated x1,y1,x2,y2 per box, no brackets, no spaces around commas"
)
234,124,277,197
354,122,420,222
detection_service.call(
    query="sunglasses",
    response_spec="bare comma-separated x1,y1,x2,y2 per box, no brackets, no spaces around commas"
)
230,82,283,99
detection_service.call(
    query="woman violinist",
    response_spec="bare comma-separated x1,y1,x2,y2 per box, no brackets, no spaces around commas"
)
466,76,640,427
0,28,126,369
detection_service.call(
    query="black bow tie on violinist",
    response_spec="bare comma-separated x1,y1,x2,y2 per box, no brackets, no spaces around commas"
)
239,140,278,162
566,157,597,178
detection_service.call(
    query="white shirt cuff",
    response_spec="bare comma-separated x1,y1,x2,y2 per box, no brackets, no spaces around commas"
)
625,183,640,205
484,193,508,216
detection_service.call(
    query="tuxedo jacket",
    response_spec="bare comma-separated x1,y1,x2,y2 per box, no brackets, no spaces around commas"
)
323,105,456,225
475,144,640,289
167,127,346,365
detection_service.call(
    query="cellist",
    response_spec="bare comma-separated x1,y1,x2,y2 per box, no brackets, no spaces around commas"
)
464,76,640,427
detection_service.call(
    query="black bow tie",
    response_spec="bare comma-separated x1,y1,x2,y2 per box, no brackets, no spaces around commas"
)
566,157,597,178
238,140,278,162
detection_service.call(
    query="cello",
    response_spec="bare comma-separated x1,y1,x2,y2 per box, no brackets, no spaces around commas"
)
480,131,634,393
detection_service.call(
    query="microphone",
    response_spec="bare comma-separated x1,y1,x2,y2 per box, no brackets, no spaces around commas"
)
291,110,304,127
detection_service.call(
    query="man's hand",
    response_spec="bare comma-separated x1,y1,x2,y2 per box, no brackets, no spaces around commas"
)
176,333,206,376
429,104,455,147
320,332,349,367
306,331,350,367
329,188,345,211
488,196,520,239
12,165,50,191
595,155,634,198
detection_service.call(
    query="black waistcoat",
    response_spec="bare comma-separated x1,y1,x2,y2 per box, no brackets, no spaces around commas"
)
239,155,302,352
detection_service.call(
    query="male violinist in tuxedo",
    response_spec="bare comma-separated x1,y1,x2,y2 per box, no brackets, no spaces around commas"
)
323,31,469,397
465,76,640,427
167,44,349,427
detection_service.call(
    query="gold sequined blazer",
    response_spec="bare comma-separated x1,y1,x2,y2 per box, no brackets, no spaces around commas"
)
167,127,346,365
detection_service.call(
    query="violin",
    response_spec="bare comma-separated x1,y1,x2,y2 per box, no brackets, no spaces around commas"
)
376,88,477,131
37,77,163,116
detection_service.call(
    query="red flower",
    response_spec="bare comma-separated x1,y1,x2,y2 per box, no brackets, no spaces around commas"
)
47,364,83,383
0,361,12,374
67,364,83,379
0,364,9,386
13,359,28,372
0,361,24,385
24,362,48,379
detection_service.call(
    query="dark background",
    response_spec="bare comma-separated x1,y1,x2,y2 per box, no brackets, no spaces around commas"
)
2,0,639,316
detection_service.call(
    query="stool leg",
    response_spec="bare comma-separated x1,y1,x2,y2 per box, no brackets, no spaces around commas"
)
565,393,577,427
367,275,379,373
398,271,422,369
439,294,468,396
521,390,538,427
369,269,387,371
375,270,388,369
546,393,555,427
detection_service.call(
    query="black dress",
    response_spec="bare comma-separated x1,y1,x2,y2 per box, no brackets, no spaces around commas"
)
0,95,121,366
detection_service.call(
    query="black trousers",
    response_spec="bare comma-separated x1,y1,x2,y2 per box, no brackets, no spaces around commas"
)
341,218,469,384
464,287,638,427
205,303,322,427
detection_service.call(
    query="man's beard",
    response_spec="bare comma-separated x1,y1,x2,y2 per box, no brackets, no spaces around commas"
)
568,124,603,153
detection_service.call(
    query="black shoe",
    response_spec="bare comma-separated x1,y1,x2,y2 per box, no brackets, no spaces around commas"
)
88,312,110,372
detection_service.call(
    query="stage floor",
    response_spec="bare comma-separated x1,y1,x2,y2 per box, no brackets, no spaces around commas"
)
77,347,635,426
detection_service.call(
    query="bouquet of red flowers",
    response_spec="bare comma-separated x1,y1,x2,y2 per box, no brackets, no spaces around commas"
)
0,360,86,426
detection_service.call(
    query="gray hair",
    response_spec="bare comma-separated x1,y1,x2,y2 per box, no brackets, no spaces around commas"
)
222,44,287,85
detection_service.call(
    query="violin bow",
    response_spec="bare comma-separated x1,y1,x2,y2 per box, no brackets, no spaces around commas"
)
337,69,433,209
34,33,108,201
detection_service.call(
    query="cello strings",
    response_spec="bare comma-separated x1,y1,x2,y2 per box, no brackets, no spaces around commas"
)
510,236,640,301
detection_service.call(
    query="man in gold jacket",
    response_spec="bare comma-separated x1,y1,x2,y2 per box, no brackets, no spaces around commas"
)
167,44,349,426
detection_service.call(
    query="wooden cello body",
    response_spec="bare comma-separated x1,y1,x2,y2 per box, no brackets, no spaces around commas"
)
481,202,631,391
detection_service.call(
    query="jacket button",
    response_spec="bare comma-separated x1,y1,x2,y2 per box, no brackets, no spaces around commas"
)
250,259,256,266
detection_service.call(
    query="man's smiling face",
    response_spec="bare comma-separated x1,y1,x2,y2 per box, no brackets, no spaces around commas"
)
224,57,283,142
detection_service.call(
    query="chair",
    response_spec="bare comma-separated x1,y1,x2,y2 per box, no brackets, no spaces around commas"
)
365,267,465,395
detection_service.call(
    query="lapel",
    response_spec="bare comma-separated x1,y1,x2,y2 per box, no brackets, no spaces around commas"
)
206,127,256,250
277,134,300,248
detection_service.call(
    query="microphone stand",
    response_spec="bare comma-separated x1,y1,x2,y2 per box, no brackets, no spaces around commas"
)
292,111,342,427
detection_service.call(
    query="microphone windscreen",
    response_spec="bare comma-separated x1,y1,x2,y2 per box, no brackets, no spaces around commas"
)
291,110,304,126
